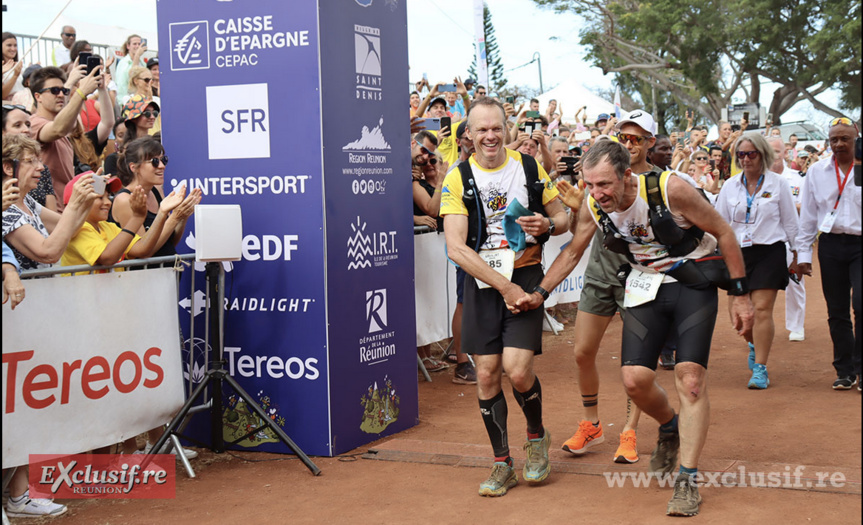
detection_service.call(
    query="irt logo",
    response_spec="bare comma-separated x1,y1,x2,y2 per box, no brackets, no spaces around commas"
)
206,83,270,160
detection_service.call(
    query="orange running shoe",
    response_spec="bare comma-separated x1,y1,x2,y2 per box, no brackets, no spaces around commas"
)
613,429,639,463
561,420,604,455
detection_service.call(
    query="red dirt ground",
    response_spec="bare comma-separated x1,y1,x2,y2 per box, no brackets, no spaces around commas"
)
33,256,861,525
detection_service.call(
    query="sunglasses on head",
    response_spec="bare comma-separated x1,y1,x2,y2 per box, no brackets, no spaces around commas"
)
2,104,30,114
146,155,169,167
38,86,71,96
617,132,649,145
141,110,159,119
829,117,853,127
736,150,759,159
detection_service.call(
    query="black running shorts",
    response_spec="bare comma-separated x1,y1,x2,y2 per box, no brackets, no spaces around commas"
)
620,282,717,370
463,264,545,355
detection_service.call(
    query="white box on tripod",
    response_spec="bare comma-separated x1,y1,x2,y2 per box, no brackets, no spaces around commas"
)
194,205,243,262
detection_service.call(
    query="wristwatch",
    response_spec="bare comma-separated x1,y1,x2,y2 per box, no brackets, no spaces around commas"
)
533,285,550,300
548,217,556,235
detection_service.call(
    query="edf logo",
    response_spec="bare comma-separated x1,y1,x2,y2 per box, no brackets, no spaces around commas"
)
205,83,270,160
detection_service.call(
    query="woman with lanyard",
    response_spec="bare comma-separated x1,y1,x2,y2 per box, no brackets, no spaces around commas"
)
715,133,799,389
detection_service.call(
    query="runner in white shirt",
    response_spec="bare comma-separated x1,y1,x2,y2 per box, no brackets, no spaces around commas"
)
714,133,798,390
795,119,862,391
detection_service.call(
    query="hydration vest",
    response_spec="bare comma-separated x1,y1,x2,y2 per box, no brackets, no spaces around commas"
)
458,153,549,252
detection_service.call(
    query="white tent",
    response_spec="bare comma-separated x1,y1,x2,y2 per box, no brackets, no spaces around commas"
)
535,78,620,126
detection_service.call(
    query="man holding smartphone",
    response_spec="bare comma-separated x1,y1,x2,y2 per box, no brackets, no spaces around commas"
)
796,118,862,390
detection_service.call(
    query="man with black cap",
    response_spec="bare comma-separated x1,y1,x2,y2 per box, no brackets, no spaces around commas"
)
464,77,476,96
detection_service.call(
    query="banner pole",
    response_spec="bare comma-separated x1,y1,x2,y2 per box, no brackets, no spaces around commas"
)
19,0,75,63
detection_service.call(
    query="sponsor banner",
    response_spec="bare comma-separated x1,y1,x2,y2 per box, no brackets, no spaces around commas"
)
319,0,418,453
158,0,330,454
542,231,591,308
1,270,185,469
30,454,176,499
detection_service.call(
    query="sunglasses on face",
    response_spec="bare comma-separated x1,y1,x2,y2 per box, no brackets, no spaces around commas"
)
420,146,437,164
736,150,760,160
141,110,159,119
63,32,76,37
146,155,169,167
617,133,649,145
38,86,71,96
138,77,153,83
694,156,708,161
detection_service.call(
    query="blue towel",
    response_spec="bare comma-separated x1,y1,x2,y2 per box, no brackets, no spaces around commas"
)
502,199,535,252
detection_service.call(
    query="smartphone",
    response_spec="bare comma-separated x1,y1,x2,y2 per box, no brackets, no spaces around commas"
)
560,156,578,175
552,128,559,137
854,165,862,187
141,38,148,47
416,118,441,131
422,72,427,81
86,56,102,75
709,159,716,169
505,96,514,104
439,116,451,132
526,111,541,119
77,51,91,67
742,111,749,122
731,124,741,132
92,174,107,195
438,84,457,92
684,131,691,142
523,122,536,135
11,159,19,186
767,113,773,125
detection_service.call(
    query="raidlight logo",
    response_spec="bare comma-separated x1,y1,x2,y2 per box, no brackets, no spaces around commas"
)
354,25,381,101
169,21,209,71
347,216,398,270
206,83,270,160
366,289,387,332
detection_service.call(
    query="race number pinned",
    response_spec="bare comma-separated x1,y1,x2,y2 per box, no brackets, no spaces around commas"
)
624,268,663,307
819,211,837,233
741,229,753,248
477,249,515,289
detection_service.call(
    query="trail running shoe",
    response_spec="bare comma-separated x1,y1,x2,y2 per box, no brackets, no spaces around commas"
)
613,429,639,463
562,420,604,455
478,462,517,497
748,364,770,389
748,342,755,371
660,352,676,370
649,429,680,479
452,361,477,385
667,472,702,517
523,431,551,483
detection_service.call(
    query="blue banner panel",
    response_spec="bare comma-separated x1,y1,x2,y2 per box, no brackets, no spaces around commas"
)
157,0,331,455
319,0,418,454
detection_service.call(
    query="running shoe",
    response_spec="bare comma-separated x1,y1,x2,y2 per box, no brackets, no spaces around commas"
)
649,429,679,479
832,376,857,390
523,430,551,483
613,429,639,463
748,342,755,371
748,364,769,389
562,420,604,455
452,361,477,385
478,462,517,497
143,441,199,459
666,472,702,517
5,495,67,518
788,331,805,341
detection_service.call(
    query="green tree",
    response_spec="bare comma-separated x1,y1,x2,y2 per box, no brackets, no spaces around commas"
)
468,3,508,93
534,0,861,126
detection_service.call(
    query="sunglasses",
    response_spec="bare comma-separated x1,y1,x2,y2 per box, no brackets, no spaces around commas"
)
694,156,708,161
736,150,760,159
420,146,437,164
139,78,153,83
38,86,71,96
63,32,76,37
2,104,29,114
829,117,853,127
146,155,169,167
141,110,159,119
617,133,649,145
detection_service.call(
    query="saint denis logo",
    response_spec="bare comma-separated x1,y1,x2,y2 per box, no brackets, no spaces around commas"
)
170,21,210,71
354,25,382,101
366,289,387,332
205,83,270,160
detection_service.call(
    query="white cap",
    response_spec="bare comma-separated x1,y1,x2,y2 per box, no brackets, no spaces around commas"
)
615,109,657,136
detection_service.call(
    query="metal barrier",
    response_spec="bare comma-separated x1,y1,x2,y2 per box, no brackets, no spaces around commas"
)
15,34,112,69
